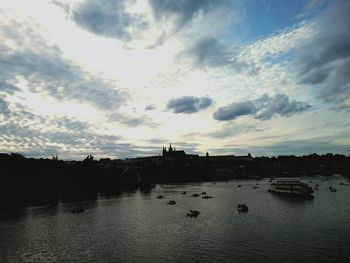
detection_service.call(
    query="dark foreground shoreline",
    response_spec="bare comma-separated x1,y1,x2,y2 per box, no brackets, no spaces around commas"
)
1,152,349,210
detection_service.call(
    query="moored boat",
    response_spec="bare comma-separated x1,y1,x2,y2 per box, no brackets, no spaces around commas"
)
268,180,313,197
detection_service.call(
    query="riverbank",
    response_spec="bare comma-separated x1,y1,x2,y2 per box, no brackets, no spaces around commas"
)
0,152,349,210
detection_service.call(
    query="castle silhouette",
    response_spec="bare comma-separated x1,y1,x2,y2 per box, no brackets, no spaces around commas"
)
162,144,186,157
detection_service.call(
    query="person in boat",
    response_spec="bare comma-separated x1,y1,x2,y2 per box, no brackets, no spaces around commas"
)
237,204,248,212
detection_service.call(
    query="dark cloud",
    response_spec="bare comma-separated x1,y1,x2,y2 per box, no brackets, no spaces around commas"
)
213,101,256,121
254,94,312,120
149,0,229,27
296,1,350,109
213,94,311,121
184,37,258,72
0,97,10,116
0,32,126,110
167,96,212,114
188,37,241,68
72,0,148,40
145,104,156,111
51,117,90,132
0,81,19,95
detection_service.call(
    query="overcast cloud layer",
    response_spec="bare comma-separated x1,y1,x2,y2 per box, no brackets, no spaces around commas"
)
0,0,349,159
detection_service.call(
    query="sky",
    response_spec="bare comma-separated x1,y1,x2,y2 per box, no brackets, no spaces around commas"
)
0,0,349,160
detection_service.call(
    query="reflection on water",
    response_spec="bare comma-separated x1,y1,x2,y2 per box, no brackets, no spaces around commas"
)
1,176,350,263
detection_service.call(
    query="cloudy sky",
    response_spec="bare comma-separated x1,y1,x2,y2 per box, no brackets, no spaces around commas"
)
0,0,349,159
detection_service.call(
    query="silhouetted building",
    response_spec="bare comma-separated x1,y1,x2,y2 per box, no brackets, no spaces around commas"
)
162,144,186,157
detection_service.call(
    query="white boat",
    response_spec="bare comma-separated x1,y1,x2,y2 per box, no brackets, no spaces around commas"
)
268,180,313,196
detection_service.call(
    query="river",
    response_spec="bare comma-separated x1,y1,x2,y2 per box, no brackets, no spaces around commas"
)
1,176,350,262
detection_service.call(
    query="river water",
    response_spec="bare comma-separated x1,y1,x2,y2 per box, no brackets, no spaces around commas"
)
1,176,350,263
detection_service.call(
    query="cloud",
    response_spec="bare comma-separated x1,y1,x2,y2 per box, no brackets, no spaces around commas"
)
109,112,157,128
0,81,20,95
295,0,350,109
0,22,126,110
72,0,148,40
0,119,140,159
145,104,156,111
305,0,327,10
149,0,230,28
249,138,349,156
214,94,311,121
51,116,90,132
207,123,263,139
0,97,10,116
147,32,167,49
213,101,256,121
214,137,349,156
254,94,312,120
183,36,259,73
167,96,212,114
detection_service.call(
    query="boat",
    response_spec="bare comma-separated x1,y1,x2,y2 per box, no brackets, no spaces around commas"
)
202,195,212,199
187,210,200,218
156,195,164,199
167,200,176,205
237,204,248,212
329,186,337,192
191,193,200,197
268,180,313,197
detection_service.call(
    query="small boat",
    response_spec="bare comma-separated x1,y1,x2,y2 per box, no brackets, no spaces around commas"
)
202,195,212,199
200,192,207,195
237,204,248,212
329,186,337,192
181,191,187,195
156,195,164,199
191,193,200,197
167,200,176,205
237,185,242,188
187,210,200,218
